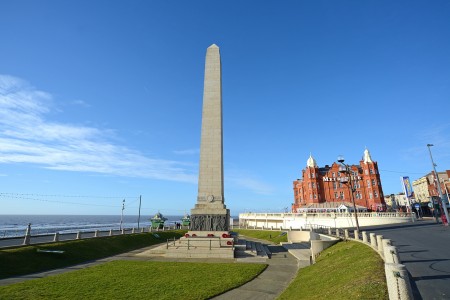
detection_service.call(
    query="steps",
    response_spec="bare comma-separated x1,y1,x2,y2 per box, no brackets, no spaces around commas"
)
235,239,269,259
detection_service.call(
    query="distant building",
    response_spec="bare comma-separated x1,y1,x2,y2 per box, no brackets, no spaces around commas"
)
412,170,450,204
292,148,386,212
412,176,430,203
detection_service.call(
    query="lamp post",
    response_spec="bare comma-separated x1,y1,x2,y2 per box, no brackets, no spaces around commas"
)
337,155,360,232
120,199,125,230
427,144,449,225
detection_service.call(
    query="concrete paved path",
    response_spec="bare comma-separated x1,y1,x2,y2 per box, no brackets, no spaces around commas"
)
213,244,299,300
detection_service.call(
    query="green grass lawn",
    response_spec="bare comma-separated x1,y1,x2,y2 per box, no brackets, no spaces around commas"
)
233,229,288,244
0,260,267,300
0,230,187,279
277,241,388,300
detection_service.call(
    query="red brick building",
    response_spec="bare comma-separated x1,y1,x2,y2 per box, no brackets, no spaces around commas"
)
292,148,386,212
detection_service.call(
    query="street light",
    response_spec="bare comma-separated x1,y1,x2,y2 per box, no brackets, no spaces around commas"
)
338,155,360,232
427,144,450,225
120,199,125,230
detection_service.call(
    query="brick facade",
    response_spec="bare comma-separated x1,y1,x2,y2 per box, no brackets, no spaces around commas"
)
292,149,386,212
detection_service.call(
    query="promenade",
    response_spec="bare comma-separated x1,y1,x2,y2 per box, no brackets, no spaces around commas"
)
366,219,450,300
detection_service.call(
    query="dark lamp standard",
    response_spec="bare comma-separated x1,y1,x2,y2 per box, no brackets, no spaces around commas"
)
337,155,360,232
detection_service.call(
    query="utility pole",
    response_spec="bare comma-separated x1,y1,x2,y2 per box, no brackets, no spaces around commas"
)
427,144,449,226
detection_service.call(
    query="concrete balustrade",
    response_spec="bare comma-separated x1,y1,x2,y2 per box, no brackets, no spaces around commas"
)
336,228,340,237
328,227,332,235
376,235,384,253
354,230,359,240
382,239,391,254
370,233,377,249
76,232,81,239
384,245,400,264
344,229,349,239
94,230,99,237
109,229,113,236
53,232,59,242
385,263,413,300
362,231,368,243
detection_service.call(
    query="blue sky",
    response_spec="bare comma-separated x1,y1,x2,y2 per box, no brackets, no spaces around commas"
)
1,1,449,216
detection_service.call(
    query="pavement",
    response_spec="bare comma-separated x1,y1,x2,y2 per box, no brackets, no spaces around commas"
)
364,218,450,300
0,238,301,300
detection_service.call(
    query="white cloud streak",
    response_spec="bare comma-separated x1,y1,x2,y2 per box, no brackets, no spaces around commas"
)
226,169,275,195
0,74,196,183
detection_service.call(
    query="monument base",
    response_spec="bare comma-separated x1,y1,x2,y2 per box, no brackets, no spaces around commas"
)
137,230,235,259
189,210,230,231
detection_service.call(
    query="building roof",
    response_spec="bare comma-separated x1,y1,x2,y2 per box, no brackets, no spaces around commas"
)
363,148,373,163
306,153,318,168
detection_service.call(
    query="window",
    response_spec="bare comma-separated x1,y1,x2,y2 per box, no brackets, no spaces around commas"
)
340,192,344,199
369,192,373,199
310,194,312,199
370,169,374,174
312,182,315,188
334,192,338,199
333,182,337,189
312,173,315,178
372,179,376,186
367,180,370,187
365,169,368,175
374,191,378,198
314,194,317,199
332,172,336,177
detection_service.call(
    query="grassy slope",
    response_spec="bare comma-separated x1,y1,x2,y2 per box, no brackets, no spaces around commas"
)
233,229,288,244
0,261,267,300
278,241,388,300
0,230,186,279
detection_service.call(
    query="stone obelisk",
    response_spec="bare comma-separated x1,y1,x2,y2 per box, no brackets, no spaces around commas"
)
190,44,230,232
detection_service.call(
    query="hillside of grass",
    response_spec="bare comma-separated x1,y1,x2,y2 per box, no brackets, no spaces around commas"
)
233,229,288,244
0,230,186,279
278,241,388,300
0,260,267,300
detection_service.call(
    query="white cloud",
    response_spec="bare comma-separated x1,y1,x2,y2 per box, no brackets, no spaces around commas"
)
173,148,200,155
226,169,275,195
0,74,196,183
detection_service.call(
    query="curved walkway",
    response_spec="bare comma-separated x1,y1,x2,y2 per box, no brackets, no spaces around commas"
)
214,243,299,300
0,239,301,299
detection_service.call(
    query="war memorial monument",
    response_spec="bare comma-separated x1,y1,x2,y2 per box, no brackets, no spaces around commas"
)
189,43,230,233
140,44,234,258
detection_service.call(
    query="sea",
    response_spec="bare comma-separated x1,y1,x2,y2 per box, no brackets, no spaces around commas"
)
0,215,185,238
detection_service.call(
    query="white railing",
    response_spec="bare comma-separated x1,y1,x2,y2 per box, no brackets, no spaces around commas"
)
240,212,413,219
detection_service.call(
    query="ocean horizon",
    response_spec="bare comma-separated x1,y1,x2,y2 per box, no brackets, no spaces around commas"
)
0,214,239,238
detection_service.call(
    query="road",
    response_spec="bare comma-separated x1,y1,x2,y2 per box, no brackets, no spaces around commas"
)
365,219,450,300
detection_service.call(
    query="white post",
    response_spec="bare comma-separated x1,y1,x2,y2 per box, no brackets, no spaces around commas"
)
53,232,59,242
362,231,368,243
23,223,31,245
370,233,377,249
